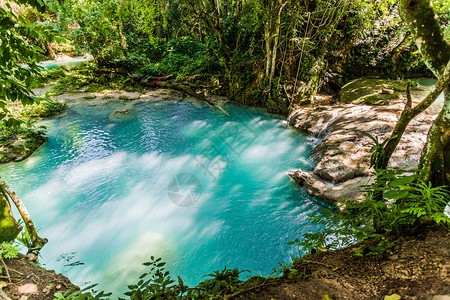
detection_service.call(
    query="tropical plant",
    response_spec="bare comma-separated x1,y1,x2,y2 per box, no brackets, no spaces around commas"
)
290,168,450,257
53,284,111,300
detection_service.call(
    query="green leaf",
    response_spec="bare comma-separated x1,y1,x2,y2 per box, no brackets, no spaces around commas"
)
389,176,415,187
384,294,401,300
384,190,409,199
177,276,184,287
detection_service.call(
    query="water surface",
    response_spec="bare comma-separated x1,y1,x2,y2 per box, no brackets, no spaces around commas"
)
2,98,324,295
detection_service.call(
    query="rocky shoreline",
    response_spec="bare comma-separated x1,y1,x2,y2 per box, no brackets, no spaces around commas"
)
287,79,441,204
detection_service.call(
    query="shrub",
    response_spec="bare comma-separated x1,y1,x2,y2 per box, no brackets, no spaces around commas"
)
20,98,66,118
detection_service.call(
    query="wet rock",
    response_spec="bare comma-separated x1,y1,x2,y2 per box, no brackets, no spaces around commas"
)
91,90,141,101
118,92,141,100
109,108,132,122
110,109,130,116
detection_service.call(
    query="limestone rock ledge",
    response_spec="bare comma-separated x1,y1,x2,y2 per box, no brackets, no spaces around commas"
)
287,88,441,204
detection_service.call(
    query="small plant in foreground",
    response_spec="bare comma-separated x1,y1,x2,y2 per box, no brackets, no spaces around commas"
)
16,219,35,252
0,242,19,274
120,256,249,299
289,168,450,257
54,284,111,300
0,242,19,260
359,131,398,168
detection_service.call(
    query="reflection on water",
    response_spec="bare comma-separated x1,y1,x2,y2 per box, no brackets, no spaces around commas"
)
2,99,325,295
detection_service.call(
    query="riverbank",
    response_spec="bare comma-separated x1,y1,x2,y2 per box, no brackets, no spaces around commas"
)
0,98,67,164
237,227,450,299
1,254,78,300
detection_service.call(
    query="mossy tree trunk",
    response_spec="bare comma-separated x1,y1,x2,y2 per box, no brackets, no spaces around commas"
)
0,176,47,250
418,88,450,186
0,191,21,243
375,62,450,170
398,0,450,77
116,21,128,57
397,0,450,186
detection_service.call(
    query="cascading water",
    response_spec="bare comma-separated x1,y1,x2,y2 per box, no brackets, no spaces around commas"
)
3,97,326,296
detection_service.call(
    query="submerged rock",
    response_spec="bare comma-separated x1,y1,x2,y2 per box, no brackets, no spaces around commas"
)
109,108,132,122
110,108,130,116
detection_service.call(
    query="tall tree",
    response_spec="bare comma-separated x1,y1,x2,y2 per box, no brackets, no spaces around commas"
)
262,0,288,89
399,0,450,186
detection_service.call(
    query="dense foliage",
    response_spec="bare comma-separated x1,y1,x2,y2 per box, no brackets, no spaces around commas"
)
40,0,441,113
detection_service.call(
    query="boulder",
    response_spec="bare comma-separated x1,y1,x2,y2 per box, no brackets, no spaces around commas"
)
288,170,372,204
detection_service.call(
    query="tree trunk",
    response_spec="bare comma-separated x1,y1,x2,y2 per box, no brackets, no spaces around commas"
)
399,0,450,186
376,62,450,170
418,89,450,186
264,20,272,82
116,21,128,57
0,190,21,243
399,0,450,77
0,176,47,250
269,0,286,86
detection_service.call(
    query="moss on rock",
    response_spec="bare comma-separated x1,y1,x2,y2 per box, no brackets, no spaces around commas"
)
0,128,47,164
338,78,410,105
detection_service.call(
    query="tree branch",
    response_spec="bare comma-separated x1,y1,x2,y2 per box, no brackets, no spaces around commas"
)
375,60,450,170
